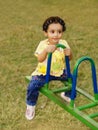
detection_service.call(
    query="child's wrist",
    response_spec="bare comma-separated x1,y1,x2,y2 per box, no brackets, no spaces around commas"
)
44,48,48,54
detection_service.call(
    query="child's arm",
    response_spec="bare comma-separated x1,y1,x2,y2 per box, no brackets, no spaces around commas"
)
37,45,56,62
64,48,73,60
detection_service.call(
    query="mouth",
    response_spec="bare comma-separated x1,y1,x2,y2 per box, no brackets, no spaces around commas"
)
53,38,59,41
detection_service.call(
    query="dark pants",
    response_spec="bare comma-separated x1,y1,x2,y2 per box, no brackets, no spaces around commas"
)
26,70,71,106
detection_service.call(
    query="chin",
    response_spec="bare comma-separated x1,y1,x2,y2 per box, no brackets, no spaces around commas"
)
53,40,59,44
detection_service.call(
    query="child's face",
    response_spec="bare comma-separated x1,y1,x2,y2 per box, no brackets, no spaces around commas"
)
44,23,63,45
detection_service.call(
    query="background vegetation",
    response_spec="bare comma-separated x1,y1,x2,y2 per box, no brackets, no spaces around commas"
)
0,0,98,130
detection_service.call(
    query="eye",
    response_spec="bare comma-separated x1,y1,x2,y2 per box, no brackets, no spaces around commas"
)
58,30,62,33
51,30,55,33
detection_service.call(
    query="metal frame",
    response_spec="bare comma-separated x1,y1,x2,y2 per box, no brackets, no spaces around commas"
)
26,44,98,130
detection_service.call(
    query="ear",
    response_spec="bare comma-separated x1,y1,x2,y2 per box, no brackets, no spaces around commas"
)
44,31,48,37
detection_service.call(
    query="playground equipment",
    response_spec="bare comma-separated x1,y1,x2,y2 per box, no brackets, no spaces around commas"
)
26,44,98,130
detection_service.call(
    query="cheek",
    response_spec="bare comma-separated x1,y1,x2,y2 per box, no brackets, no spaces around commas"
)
59,33,63,37
48,33,53,38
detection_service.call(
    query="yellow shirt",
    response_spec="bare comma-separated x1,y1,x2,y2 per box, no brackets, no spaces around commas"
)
31,39,70,76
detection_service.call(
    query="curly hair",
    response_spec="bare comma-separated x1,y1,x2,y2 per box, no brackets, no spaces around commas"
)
43,16,66,32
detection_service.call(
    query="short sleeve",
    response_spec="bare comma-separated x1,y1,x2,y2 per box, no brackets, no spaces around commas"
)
34,39,48,57
59,40,70,48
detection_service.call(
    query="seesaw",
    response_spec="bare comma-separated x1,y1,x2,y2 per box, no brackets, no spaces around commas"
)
25,44,98,130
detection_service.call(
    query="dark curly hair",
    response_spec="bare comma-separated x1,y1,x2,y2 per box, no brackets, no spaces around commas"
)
43,16,66,32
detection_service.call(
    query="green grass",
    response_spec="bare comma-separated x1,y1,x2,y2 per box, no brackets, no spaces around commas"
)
0,0,98,130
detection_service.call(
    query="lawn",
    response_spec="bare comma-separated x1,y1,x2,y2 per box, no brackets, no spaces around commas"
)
0,0,98,130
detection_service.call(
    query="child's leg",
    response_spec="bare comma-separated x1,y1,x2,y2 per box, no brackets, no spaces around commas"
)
26,75,46,105
61,91,71,103
60,69,72,102
26,75,46,120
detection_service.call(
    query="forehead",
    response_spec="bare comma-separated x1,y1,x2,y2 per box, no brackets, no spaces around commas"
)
48,23,63,30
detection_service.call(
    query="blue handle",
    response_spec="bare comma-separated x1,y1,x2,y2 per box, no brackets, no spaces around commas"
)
65,56,71,78
45,53,52,83
45,43,71,83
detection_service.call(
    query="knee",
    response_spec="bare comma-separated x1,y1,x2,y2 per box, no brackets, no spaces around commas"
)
27,81,36,92
27,79,41,92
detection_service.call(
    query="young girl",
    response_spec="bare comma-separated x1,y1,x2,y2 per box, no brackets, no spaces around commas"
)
25,16,72,120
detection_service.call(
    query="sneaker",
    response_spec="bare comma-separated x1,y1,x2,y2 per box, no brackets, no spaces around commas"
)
25,105,35,120
61,92,75,107
61,92,71,103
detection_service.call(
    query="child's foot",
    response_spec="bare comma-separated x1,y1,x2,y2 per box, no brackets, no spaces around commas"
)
61,92,75,107
25,105,35,120
60,92,71,103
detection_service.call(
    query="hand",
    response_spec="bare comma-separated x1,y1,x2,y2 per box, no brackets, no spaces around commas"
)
64,48,72,56
45,45,57,53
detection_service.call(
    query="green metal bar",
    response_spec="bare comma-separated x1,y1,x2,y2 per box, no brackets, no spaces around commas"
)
73,108,98,130
89,113,98,118
94,93,98,101
51,81,72,93
76,87,95,102
25,76,32,83
71,56,98,101
56,44,66,49
25,55,98,130
40,87,98,130
25,76,98,129
77,102,98,110
52,86,71,93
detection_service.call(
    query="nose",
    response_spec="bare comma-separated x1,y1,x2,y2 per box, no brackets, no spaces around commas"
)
54,32,58,37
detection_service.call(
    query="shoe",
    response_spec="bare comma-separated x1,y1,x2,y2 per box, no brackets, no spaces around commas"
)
61,92,75,107
61,92,71,103
25,105,35,120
